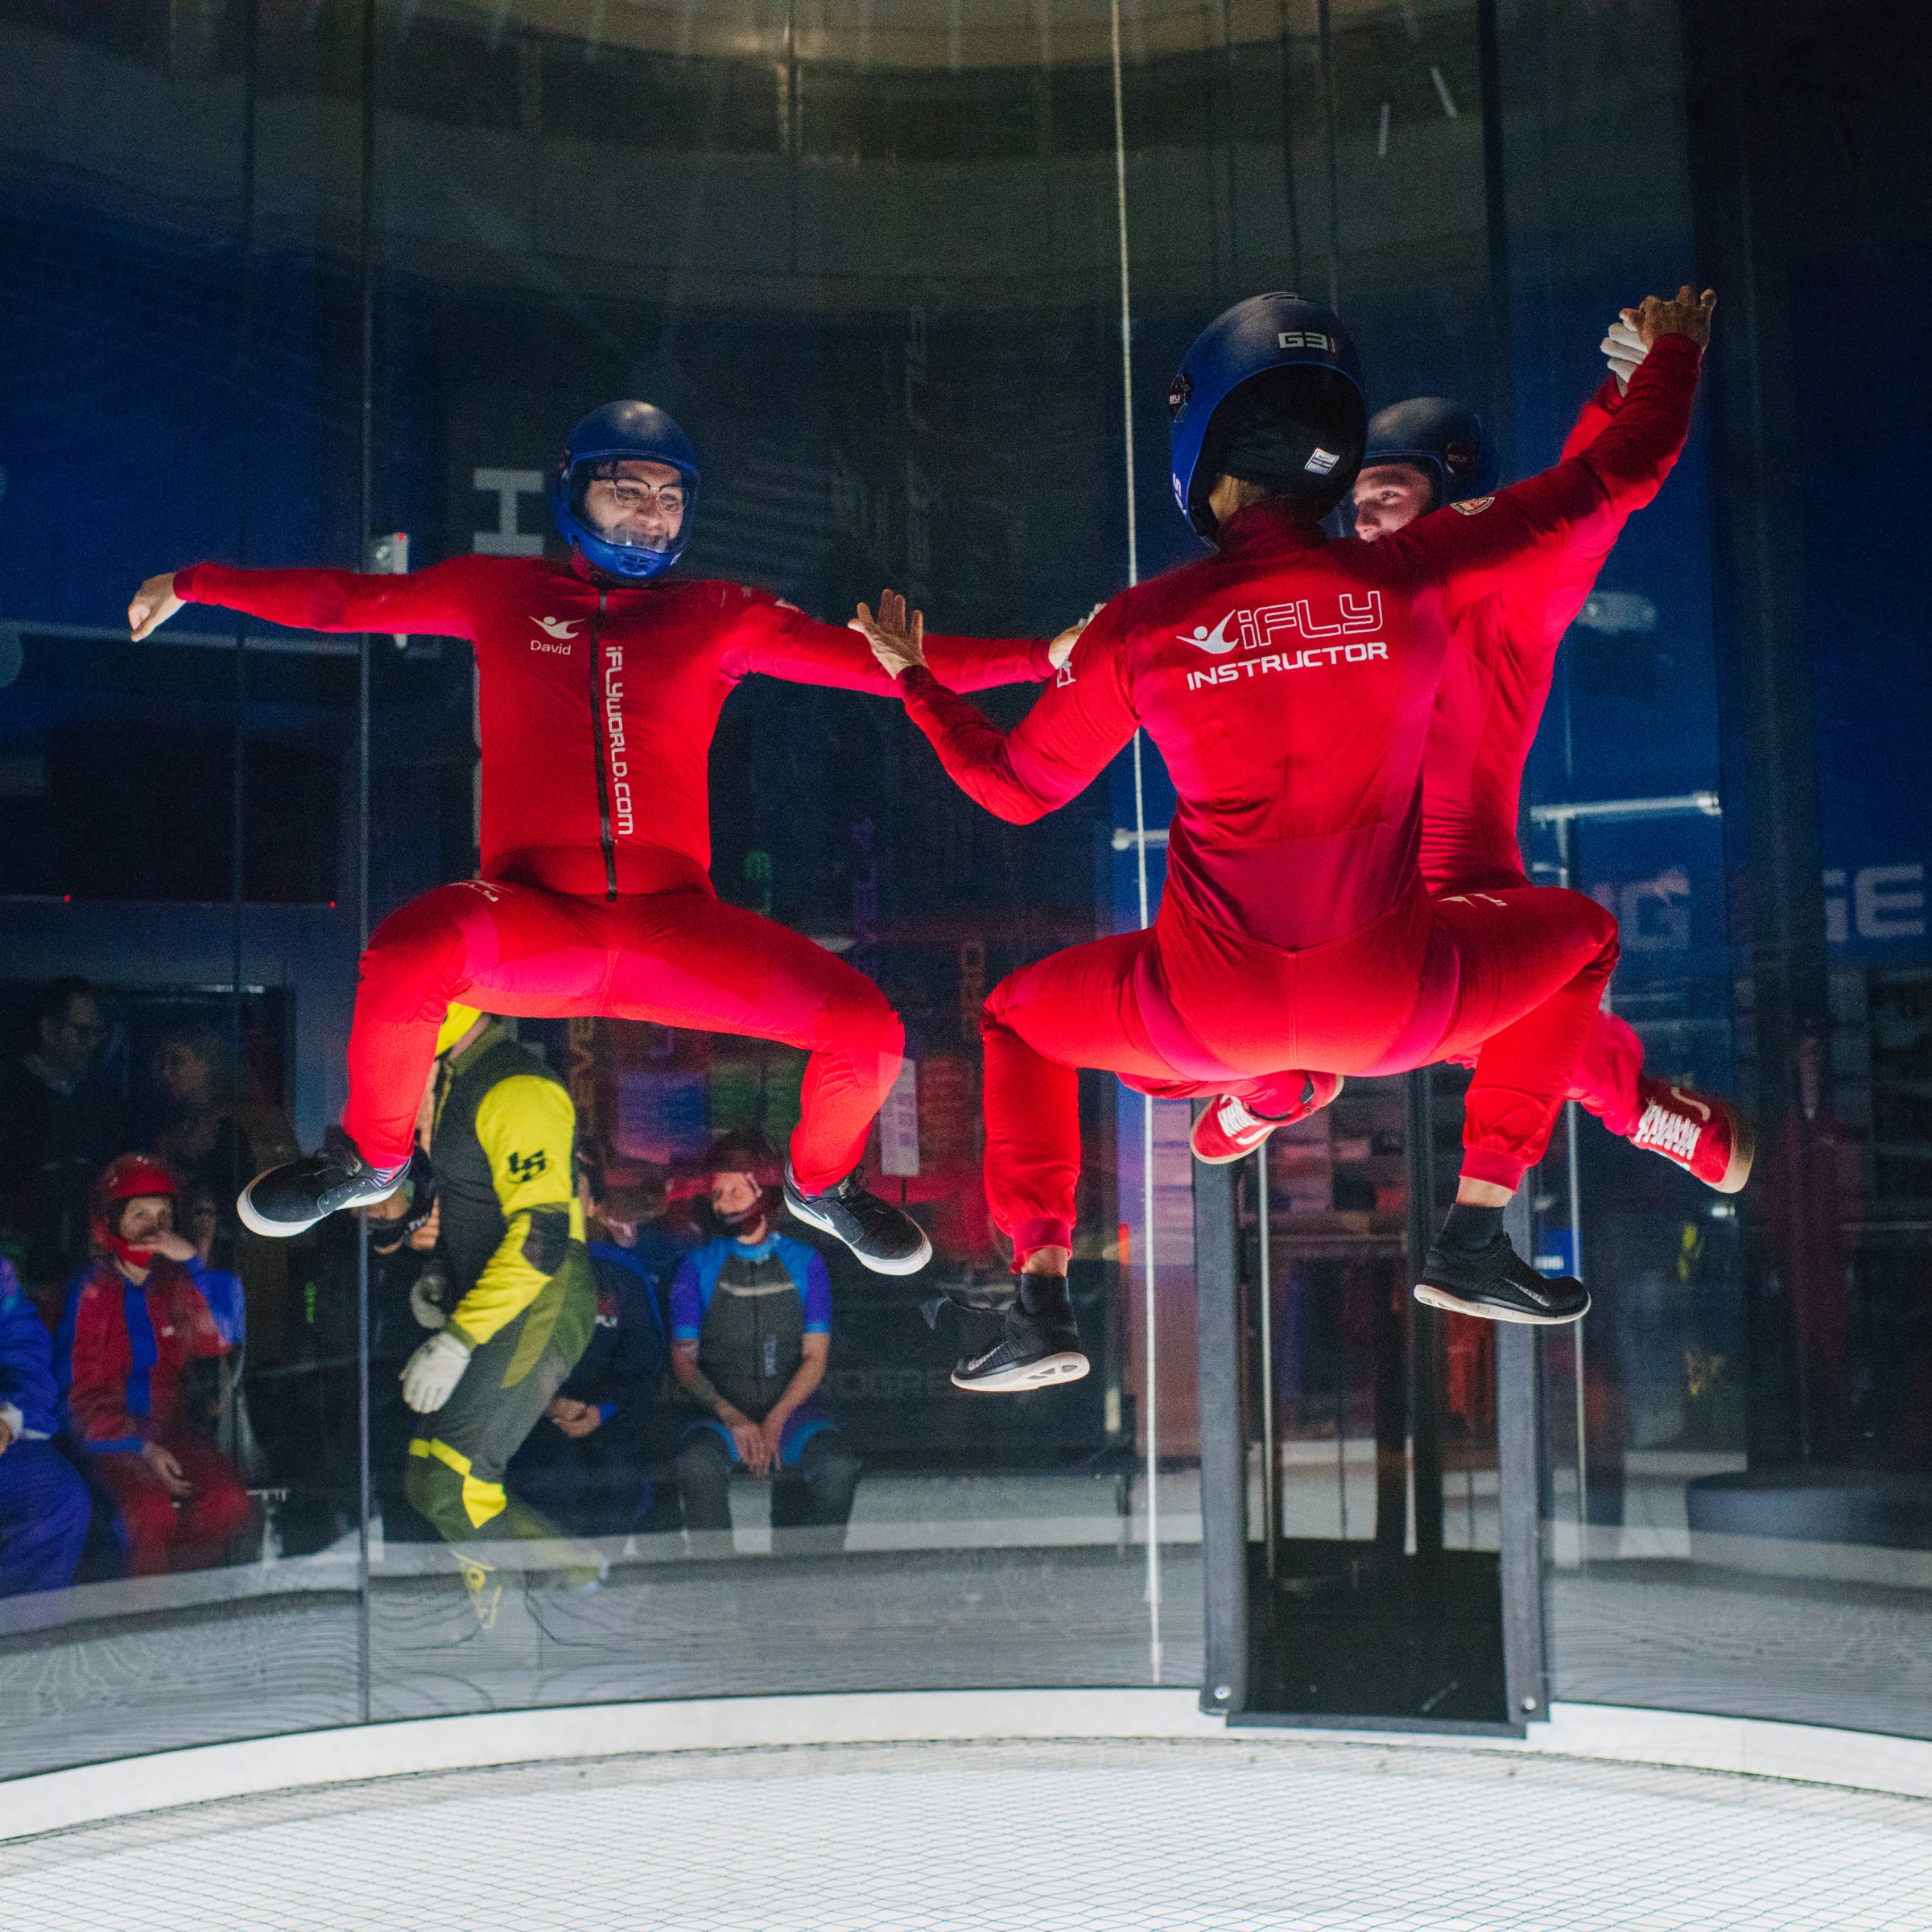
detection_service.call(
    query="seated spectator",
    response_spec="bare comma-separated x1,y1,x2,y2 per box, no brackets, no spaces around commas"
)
0,1253,90,1599
0,978,134,1292
509,1155,679,1537
670,1132,861,1558
154,1026,299,1365
56,1156,251,1576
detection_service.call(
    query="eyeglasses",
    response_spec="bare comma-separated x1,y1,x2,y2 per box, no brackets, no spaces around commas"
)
597,481,686,515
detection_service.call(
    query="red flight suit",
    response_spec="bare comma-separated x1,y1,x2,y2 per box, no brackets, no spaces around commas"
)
893,336,1701,1259
177,555,1050,1192
1421,373,1686,1136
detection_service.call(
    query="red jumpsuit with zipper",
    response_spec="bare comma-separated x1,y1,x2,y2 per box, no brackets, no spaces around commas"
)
175,555,1051,1193
59,1257,251,1575
893,336,1700,1260
1420,373,1686,1136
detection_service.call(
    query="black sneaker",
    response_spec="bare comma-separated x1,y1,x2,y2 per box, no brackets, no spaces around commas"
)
951,1275,1090,1393
237,1129,406,1239
1414,1232,1590,1326
782,1162,933,1277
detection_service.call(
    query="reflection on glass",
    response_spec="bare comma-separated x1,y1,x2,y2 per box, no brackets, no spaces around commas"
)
0,0,1925,1782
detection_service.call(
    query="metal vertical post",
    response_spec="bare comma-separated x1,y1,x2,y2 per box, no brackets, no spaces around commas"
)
1497,1195,1546,1729
1192,1121,1246,1716
1552,815,1587,1549
1257,1148,1276,1580
1405,1071,1443,1558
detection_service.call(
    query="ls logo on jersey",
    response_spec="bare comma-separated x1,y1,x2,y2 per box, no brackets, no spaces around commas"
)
506,1149,549,1182
1179,591,1388,691
530,615,579,654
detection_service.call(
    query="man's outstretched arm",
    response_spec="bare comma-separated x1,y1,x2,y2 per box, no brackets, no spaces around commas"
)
720,584,1078,694
858,593,1138,824
129,556,492,642
1397,287,1711,601
1485,303,1699,652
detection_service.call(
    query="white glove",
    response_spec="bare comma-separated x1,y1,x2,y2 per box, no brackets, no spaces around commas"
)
1601,315,1648,394
401,1329,471,1413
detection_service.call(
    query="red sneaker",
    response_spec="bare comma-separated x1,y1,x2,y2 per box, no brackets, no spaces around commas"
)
1628,1075,1754,1193
1190,1074,1344,1165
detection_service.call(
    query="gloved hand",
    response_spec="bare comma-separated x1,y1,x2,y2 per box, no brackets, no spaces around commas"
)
1601,314,1648,394
401,1328,471,1413
409,1257,452,1331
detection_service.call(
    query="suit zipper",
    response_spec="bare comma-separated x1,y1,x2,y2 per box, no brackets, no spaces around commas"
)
588,588,617,900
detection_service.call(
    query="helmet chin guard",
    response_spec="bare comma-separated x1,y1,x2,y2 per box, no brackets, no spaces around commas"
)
550,400,701,581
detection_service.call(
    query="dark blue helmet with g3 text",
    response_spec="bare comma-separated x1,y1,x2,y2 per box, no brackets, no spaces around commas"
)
1361,396,1498,510
1167,293,1367,539
550,401,700,581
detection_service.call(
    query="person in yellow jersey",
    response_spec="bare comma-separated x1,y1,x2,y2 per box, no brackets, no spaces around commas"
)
394,1003,597,1624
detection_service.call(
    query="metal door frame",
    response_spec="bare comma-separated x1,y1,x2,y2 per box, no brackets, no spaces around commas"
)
1194,1081,1548,1732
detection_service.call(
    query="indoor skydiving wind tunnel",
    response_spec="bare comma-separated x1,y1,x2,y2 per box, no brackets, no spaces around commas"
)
1,0,1930,1856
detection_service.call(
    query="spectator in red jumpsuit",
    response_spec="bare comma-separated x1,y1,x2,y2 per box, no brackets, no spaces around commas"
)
861,287,1712,1382
128,403,1067,1278
55,1157,250,1575
1190,311,1749,1194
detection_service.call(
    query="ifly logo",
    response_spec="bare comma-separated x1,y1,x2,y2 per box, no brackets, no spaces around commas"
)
1178,590,1382,653
1179,590,1386,691
530,615,579,654
535,617,580,638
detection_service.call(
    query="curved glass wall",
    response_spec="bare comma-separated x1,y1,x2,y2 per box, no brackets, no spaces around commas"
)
2,0,1928,1781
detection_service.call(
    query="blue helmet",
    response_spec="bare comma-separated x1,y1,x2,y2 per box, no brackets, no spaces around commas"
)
1361,396,1497,509
1167,293,1367,537
549,401,700,581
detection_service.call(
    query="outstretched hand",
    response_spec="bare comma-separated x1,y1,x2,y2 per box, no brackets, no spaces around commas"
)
1631,285,1716,354
1048,604,1102,671
129,572,183,642
1600,314,1648,394
850,588,927,680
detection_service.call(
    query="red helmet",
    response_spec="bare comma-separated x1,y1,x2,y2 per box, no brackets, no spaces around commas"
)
90,1154,180,1265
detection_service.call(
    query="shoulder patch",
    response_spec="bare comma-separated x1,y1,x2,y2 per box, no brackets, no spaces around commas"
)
1452,495,1496,516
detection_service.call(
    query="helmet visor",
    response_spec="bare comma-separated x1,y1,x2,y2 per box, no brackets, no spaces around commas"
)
570,457,688,555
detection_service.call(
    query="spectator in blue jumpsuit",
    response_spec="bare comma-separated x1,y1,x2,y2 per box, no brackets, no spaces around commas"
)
670,1131,861,1558
0,1254,90,1598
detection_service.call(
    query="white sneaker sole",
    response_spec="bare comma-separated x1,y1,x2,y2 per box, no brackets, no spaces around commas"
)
235,1167,402,1241
952,1351,1090,1393
236,1170,326,1240
786,1199,935,1277
1414,1282,1590,1327
1188,1129,1273,1166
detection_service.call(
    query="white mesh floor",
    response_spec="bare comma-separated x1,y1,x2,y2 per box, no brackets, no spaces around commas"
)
5,1737,1930,1930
